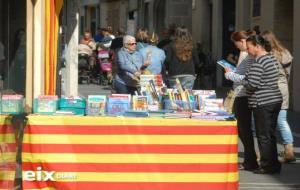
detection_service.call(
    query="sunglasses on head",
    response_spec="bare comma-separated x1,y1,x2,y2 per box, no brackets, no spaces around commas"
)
127,42,137,46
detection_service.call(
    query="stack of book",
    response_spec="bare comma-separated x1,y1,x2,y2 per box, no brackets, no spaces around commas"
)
107,94,131,116
86,95,107,116
139,74,163,87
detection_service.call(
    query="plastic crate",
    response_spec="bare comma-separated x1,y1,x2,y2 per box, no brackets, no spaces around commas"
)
33,97,58,115
58,97,86,115
1,95,24,115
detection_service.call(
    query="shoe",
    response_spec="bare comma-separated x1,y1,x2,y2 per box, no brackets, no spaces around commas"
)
253,167,281,174
238,163,258,171
282,144,296,163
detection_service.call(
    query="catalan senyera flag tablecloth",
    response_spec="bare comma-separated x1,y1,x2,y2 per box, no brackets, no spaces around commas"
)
0,116,16,190
22,115,238,190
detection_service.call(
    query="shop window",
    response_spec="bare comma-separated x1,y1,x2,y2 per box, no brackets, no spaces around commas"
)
0,0,26,95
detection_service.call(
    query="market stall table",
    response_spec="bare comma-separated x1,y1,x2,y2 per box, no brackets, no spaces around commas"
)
0,115,17,190
22,115,238,190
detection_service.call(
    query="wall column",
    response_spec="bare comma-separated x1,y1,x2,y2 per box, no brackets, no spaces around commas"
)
33,0,45,98
211,0,223,87
260,0,275,31
235,0,251,30
64,0,79,96
293,0,300,112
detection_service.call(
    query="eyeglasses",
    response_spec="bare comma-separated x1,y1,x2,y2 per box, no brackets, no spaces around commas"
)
127,42,137,46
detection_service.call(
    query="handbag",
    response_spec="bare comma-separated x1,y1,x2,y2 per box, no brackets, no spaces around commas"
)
224,90,236,114
224,85,243,114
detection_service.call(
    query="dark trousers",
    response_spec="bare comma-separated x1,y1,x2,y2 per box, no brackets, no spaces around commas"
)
113,80,137,95
234,97,258,168
253,102,282,171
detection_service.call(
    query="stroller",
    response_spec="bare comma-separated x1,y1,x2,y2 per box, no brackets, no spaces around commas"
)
78,43,96,84
97,47,113,86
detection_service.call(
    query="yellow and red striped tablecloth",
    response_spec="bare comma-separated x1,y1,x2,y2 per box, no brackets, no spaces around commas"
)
22,115,238,190
0,116,16,190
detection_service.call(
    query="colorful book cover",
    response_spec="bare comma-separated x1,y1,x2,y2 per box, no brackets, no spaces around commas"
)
107,94,131,115
132,95,148,111
87,95,107,115
217,59,236,71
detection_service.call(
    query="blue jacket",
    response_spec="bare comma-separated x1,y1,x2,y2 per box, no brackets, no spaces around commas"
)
114,47,144,87
139,44,166,74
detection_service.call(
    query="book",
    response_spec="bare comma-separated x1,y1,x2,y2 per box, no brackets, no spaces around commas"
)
217,59,236,71
132,95,148,111
123,110,149,117
86,95,107,115
107,94,131,116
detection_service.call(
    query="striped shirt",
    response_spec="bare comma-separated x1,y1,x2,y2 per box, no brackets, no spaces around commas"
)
225,54,253,97
242,54,282,108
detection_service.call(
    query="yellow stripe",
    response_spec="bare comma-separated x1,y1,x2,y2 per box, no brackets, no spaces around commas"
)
21,171,238,182
27,115,236,126
22,153,237,163
0,171,15,181
23,134,237,145
0,152,17,162
0,115,12,125
0,134,15,143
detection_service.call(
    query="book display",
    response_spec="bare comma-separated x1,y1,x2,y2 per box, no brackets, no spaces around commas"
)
2,77,234,121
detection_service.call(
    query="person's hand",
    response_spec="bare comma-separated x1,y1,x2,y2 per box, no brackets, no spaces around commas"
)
144,59,151,67
224,67,232,73
134,71,141,77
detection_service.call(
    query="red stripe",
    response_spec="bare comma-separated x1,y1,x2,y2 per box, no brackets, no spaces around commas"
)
23,182,239,190
22,144,238,154
22,162,237,173
0,180,15,189
25,125,237,135
0,143,17,152
0,125,14,134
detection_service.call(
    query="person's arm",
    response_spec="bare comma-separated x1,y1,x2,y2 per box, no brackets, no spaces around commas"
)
225,71,245,82
241,62,263,91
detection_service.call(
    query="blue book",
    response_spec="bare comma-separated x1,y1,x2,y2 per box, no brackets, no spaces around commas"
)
217,59,236,71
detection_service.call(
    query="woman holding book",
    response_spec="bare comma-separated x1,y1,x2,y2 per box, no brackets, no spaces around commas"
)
224,30,259,171
261,30,295,163
241,35,282,174
164,27,200,90
113,35,150,94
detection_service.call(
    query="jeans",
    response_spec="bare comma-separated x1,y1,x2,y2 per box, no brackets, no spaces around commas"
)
168,75,195,90
277,109,294,145
113,80,137,95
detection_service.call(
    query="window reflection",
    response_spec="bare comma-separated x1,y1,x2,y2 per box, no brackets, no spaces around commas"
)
0,0,26,95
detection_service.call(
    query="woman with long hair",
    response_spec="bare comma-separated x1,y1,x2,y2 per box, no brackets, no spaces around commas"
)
224,30,259,171
261,30,295,163
242,35,282,174
164,27,200,90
